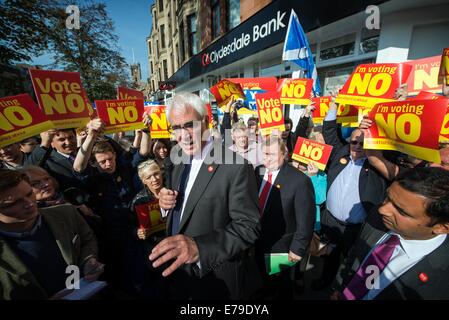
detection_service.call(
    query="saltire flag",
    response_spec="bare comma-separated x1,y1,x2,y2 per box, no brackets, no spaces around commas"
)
282,9,321,96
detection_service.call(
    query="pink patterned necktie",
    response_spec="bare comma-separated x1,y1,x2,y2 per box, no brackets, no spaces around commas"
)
342,234,400,300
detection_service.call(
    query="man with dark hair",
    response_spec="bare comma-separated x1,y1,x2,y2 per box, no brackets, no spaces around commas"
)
332,167,449,300
73,117,151,294
255,136,315,299
0,169,101,300
26,129,82,191
281,117,295,155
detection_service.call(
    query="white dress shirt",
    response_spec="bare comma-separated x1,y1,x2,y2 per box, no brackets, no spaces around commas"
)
161,139,214,220
363,232,447,300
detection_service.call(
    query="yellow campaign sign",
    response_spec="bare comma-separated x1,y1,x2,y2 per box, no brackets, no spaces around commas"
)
96,99,146,134
144,105,170,139
0,94,54,148
278,78,313,105
364,99,448,163
335,63,412,108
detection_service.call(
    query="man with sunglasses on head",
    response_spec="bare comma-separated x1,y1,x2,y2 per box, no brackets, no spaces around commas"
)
311,96,387,290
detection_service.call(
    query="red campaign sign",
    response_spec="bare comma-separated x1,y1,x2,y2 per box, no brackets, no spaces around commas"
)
0,94,54,148
439,48,449,85
405,55,442,96
117,86,144,100
364,99,449,163
277,78,313,105
96,99,145,134
206,103,214,127
255,91,285,135
134,200,166,235
225,77,278,115
209,79,245,107
292,137,333,171
29,69,91,129
143,105,170,138
408,91,444,101
311,96,358,124
335,63,413,108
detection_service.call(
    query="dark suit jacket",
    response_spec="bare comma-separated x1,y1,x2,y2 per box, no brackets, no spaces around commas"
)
334,210,449,299
25,146,83,191
323,119,387,215
255,163,315,257
166,142,261,299
0,204,98,300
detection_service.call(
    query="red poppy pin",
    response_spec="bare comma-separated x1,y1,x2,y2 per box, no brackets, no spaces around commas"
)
208,165,214,173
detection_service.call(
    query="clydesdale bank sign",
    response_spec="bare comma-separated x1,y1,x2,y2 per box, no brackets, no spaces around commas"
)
169,0,387,85
201,10,287,67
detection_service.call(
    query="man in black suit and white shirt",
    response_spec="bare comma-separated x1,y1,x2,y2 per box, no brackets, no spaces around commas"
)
255,136,315,298
332,167,449,300
150,92,261,299
26,129,82,191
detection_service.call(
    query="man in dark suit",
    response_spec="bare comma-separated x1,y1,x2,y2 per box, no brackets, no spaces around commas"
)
312,98,387,290
255,136,315,298
150,92,261,300
332,167,449,300
26,129,82,191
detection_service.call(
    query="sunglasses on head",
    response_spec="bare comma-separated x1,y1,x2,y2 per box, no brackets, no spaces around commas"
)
350,140,364,146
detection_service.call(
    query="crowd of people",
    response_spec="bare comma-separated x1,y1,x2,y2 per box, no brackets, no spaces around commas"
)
0,81,449,300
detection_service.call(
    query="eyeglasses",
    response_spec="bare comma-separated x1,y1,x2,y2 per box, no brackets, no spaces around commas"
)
171,120,204,133
350,140,364,146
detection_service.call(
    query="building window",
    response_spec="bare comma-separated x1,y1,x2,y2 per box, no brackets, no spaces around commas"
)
187,14,197,56
148,41,152,55
163,60,168,81
176,44,180,67
160,24,166,49
159,0,163,12
211,0,220,39
156,40,159,56
359,28,380,55
226,0,240,31
150,61,153,75
179,22,185,63
319,33,356,61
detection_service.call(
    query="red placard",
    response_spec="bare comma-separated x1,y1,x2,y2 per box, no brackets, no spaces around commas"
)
134,200,166,235
226,77,278,115
335,63,412,108
29,69,91,129
439,48,449,85
117,86,144,100
409,91,444,101
405,55,442,95
277,78,313,105
209,79,245,107
255,91,285,135
311,96,358,124
144,105,170,138
0,94,54,148
96,99,145,134
364,99,449,163
292,137,333,171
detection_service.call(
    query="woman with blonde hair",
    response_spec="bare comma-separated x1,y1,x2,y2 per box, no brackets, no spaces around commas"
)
127,159,167,298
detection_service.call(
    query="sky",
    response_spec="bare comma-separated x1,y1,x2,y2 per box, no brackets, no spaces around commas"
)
32,0,154,82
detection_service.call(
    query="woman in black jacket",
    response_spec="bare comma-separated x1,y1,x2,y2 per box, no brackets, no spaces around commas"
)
128,159,167,298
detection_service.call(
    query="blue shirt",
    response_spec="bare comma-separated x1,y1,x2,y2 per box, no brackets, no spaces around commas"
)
326,156,367,224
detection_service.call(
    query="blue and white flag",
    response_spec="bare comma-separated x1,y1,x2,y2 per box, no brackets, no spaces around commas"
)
282,9,321,96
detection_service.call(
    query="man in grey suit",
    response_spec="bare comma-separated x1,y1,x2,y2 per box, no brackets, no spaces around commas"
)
149,92,261,299
332,167,449,300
